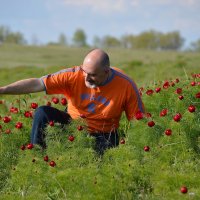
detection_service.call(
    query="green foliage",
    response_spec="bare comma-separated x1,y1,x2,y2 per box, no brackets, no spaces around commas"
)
0,25,26,45
72,29,87,47
0,45,200,86
101,35,121,48
0,75,199,199
115,30,184,50
0,49,200,199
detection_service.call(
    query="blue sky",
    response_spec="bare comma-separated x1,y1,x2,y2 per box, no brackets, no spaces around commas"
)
0,0,199,47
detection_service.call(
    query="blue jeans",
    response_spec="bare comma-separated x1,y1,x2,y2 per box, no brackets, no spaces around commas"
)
31,106,119,154
31,106,71,148
90,132,119,155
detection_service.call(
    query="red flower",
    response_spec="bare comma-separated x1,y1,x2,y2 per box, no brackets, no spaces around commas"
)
175,78,180,83
3,116,11,123
170,81,175,87
5,129,11,134
24,111,32,118
155,87,161,93
46,101,51,106
52,97,59,104
178,95,184,100
15,122,23,129
180,186,188,194
163,81,170,89
77,125,83,131
188,105,196,113
146,89,154,95
160,109,168,117
26,143,34,149
139,87,144,92
165,129,172,136
80,114,86,118
10,107,19,114
135,111,144,120
146,112,152,118
120,138,125,144
190,81,196,86
31,103,38,109
196,92,200,98
49,161,56,167
68,135,75,142
148,121,155,127
20,145,26,150
144,146,150,151
175,88,182,94
173,113,182,122
44,155,49,162
49,121,55,126
61,98,67,106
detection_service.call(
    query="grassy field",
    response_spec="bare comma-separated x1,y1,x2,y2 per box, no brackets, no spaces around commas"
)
0,45,200,199
0,44,199,85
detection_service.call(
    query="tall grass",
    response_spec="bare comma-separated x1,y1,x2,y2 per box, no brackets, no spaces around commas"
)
0,46,199,199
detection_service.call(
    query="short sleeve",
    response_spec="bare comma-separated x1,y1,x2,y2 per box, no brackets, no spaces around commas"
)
40,69,72,95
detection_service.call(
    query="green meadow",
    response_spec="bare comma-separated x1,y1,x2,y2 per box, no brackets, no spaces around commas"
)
0,44,199,84
0,44,200,199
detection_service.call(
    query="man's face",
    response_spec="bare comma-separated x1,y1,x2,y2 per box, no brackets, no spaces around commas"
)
80,65,107,89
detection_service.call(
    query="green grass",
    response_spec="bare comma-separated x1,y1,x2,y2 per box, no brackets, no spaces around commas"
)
0,44,200,85
0,45,200,199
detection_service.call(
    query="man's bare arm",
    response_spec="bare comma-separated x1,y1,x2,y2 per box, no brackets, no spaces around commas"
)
0,78,45,94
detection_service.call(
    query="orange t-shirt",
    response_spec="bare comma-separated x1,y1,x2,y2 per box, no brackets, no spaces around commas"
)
41,66,144,133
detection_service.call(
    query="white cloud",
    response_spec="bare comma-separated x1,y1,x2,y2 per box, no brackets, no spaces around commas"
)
141,0,199,6
61,0,200,9
41,0,200,45
60,0,130,12
174,18,200,31
47,0,200,15
130,0,140,7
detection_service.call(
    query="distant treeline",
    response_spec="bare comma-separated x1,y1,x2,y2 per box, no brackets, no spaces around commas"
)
0,25,200,51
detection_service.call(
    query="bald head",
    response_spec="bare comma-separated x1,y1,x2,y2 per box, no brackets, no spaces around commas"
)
83,49,110,71
81,49,111,88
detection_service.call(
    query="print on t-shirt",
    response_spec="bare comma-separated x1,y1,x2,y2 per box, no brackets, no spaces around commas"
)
81,93,110,114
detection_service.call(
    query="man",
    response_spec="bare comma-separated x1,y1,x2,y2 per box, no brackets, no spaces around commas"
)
0,49,144,154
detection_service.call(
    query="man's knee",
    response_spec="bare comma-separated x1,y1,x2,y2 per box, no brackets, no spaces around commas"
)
35,105,51,112
33,105,52,119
